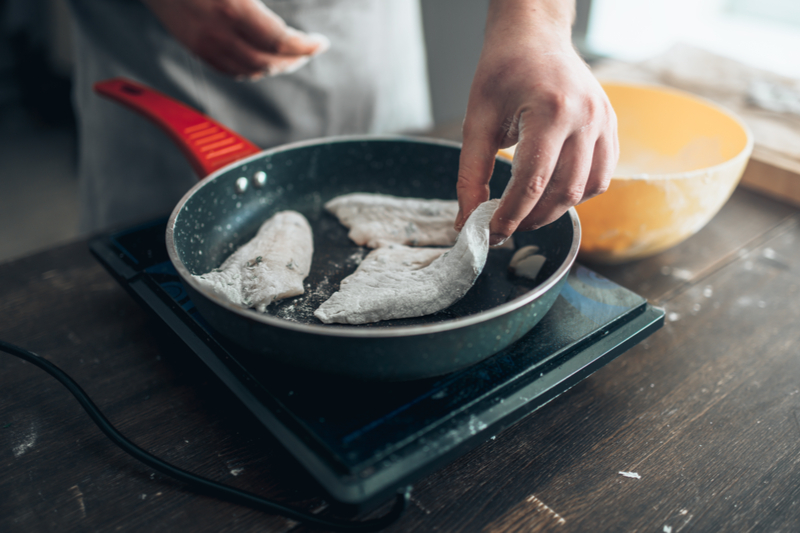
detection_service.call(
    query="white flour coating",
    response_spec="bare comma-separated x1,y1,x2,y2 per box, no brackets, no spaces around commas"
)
193,211,313,313
324,192,459,248
314,200,499,324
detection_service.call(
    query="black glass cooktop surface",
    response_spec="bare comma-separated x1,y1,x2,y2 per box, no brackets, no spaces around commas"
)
90,218,664,508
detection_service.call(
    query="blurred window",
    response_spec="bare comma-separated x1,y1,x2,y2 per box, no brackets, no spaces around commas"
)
725,0,800,27
585,0,800,78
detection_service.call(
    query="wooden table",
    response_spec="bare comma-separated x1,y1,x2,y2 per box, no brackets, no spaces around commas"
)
2,187,799,532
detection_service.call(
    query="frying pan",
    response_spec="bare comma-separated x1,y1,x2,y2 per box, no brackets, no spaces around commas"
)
94,78,580,380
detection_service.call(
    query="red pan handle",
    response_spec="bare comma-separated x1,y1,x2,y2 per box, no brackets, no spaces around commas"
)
93,77,262,178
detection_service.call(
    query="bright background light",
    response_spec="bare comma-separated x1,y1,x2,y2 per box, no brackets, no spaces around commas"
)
585,0,800,78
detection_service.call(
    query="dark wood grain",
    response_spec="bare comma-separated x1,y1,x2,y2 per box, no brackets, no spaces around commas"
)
0,245,331,532
588,187,799,303
2,187,800,532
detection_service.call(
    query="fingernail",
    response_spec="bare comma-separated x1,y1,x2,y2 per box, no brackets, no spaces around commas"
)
307,33,331,54
490,233,509,247
288,28,330,54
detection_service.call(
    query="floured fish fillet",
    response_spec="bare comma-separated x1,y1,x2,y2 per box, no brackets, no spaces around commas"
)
353,245,450,275
321,244,449,314
193,211,313,313
324,192,459,248
315,200,499,324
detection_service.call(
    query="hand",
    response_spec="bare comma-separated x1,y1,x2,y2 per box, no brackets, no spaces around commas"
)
455,0,618,245
142,0,329,78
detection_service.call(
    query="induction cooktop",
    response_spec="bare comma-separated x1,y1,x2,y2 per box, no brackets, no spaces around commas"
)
90,218,664,509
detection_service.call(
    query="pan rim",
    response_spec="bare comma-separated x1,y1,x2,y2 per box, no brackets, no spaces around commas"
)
166,134,581,339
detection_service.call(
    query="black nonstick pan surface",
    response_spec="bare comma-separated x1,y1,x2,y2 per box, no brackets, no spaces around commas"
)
96,79,580,380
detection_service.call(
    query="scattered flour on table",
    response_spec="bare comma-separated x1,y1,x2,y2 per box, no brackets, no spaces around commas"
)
12,421,38,458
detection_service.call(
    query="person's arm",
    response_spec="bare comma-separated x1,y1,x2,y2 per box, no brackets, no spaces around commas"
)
455,0,618,245
141,0,329,78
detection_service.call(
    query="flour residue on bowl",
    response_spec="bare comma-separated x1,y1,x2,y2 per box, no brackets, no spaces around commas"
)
614,136,724,179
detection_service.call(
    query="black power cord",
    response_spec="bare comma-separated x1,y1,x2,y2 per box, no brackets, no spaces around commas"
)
0,339,408,532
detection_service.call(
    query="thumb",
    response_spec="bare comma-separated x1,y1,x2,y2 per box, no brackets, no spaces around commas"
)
239,0,329,56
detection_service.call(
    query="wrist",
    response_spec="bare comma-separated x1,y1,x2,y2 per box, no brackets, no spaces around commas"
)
486,0,575,46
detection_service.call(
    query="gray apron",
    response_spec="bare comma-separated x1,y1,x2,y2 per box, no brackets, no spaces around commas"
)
68,0,432,233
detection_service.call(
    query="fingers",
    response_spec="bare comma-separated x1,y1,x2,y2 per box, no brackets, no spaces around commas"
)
450,0,619,243
514,126,616,236
192,34,268,77
194,31,319,78
583,128,616,201
488,113,564,242
513,132,592,232
144,0,329,78
455,118,498,231
238,2,329,57
231,0,328,74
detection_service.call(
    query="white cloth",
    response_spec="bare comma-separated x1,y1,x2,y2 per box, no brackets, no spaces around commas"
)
68,0,433,233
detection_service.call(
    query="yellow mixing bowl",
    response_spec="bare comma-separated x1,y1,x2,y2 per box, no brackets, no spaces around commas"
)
500,82,753,264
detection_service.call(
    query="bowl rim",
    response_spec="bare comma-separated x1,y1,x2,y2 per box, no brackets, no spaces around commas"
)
598,80,755,181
